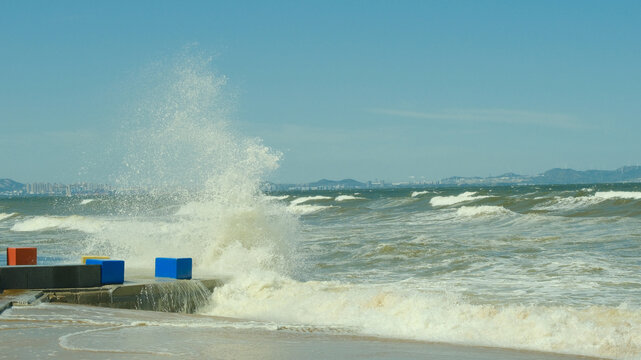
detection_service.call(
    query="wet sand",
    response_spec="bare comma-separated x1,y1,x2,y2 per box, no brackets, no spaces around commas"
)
0,303,602,360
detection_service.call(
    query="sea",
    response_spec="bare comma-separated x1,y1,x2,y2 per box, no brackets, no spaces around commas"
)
1,185,640,359
1,57,640,359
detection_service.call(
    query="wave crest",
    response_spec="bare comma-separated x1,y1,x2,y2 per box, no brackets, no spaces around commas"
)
456,205,514,217
0,212,17,221
335,195,365,202
203,276,641,359
11,216,104,233
430,192,489,207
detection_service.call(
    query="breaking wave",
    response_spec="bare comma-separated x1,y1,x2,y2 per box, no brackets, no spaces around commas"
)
534,191,641,211
429,191,489,207
594,191,641,200
335,195,364,202
203,275,641,359
455,205,514,217
410,190,430,198
0,212,17,221
81,53,297,277
289,196,332,206
11,216,105,233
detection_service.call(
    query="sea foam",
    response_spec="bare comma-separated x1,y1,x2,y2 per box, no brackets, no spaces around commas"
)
0,212,17,221
410,190,430,198
429,191,489,207
289,196,332,206
594,191,641,200
203,275,641,359
455,205,514,217
335,195,364,202
534,191,641,211
11,215,104,233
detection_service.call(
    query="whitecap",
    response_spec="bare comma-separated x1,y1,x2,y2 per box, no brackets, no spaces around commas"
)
289,196,332,206
286,204,333,215
266,195,290,201
456,205,514,217
0,212,17,221
335,195,365,202
429,192,489,207
410,190,430,198
594,191,641,200
11,216,104,233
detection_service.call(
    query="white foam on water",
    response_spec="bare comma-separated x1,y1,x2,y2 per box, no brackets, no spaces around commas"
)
455,205,514,218
0,212,17,221
11,215,105,233
429,191,489,207
289,196,332,206
335,195,364,202
202,275,641,359
410,190,430,198
534,191,641,211
80,199,95,205
266,195,290,201
286,204,333,215
594,191,641,200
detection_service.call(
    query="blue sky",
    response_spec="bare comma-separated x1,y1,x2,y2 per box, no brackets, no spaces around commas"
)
1,0,640,184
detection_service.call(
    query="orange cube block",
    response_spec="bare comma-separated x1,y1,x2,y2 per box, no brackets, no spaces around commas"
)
6,247,37,265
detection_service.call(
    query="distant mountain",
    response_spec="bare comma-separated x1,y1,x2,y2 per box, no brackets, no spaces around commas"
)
440,166,641,186
533,166,641,184
0,179,24,192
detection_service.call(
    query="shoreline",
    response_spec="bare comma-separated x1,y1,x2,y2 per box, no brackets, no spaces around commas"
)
0,302,605,360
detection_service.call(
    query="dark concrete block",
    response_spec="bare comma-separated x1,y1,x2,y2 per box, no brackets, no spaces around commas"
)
0,265,101,290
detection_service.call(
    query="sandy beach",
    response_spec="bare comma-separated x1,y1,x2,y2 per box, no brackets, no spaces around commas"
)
0,303,602,360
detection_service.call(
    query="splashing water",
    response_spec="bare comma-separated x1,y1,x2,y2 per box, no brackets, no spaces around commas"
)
83,55,298,277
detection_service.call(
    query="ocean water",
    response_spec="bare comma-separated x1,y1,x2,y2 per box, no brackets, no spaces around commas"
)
1,185,641,358
1,57,640,359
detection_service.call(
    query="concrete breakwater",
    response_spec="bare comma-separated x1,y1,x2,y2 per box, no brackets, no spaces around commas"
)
0,278,223,314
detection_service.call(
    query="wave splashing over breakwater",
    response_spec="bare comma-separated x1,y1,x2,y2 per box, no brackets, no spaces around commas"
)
82,54,298,277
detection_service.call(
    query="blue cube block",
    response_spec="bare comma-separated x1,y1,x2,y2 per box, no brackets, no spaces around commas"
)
85,259,125,285
155,257,192,279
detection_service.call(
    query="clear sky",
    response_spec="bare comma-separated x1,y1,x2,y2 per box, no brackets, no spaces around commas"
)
1,0,640,184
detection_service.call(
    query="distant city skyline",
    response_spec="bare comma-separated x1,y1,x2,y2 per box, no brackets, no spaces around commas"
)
2,1,641,184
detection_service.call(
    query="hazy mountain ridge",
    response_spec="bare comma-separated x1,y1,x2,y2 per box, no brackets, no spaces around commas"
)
0,179,24,192
440,166,641,186
3,166,641,193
